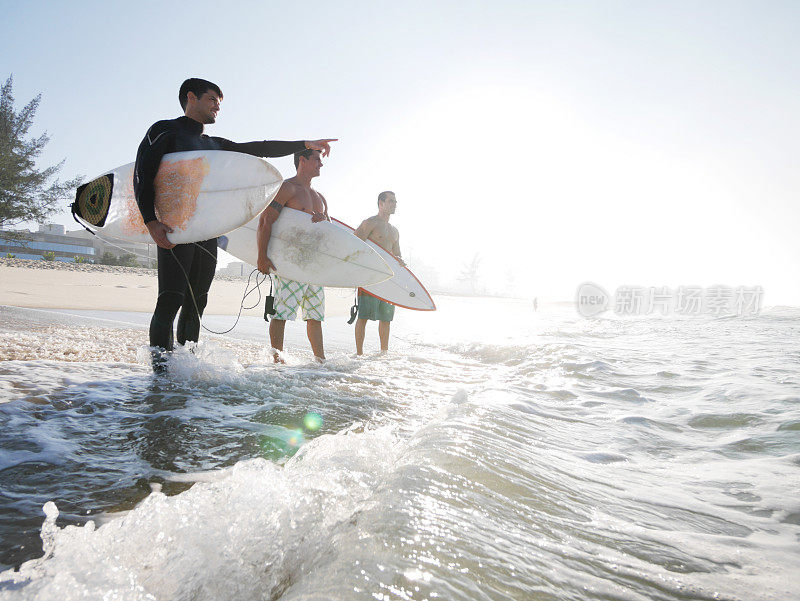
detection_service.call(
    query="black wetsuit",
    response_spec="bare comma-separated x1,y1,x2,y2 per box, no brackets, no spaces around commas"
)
133,116,305,353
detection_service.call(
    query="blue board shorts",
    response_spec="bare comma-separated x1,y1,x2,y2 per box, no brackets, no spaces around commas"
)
273,276,325,321
357,290,395,322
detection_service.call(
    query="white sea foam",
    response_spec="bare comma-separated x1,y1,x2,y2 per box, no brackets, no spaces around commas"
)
1,425,403,601
0,302,798,600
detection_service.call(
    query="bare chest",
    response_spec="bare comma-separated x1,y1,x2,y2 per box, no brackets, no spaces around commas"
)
369,221,397,249
286,187,325,215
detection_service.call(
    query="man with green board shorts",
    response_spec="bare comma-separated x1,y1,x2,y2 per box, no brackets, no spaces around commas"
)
354,191,402,354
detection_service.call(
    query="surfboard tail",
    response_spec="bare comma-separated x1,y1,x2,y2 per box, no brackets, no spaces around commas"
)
330,217,436,311
72,174,114,229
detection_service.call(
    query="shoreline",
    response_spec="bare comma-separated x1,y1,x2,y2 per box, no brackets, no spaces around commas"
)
0,304,359,364
0,258,354,317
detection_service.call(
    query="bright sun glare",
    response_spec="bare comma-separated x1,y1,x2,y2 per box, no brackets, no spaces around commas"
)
358,83,783,301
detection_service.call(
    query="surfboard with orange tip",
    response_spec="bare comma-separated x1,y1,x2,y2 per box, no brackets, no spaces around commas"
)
71,150,282,245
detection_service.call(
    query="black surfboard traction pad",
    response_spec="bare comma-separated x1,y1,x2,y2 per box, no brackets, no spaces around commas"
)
73,174,114,227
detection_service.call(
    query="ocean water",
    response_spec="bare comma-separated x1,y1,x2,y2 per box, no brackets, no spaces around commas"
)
0,299,798,600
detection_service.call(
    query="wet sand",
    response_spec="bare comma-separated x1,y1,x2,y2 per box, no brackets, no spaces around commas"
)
0,259,354,317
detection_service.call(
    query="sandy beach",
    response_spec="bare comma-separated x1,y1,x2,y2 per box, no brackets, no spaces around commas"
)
0,258,355,317
0,258,359,364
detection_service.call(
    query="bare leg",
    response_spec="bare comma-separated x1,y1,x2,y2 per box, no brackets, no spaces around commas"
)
378,320,391,352
355,318,367,355
306,319,325,361
269,319,286,363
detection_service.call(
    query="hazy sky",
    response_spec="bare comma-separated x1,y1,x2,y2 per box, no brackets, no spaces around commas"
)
2,1,798,302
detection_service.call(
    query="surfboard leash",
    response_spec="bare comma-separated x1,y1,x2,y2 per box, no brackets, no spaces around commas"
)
263,276,277,322
70,200,156,266
59,221,256,335
347,289,359,325
76,226,161,267
171,243,268,336
191,240,277,325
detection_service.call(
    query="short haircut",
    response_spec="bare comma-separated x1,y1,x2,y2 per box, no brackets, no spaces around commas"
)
378,191,395,205
179,78,223,110
294,148,317,169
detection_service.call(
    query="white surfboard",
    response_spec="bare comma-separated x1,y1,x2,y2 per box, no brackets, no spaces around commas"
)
331,218,436,311
72,150,283,244
220,208,393,288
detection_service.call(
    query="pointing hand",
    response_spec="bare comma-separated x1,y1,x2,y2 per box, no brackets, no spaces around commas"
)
305,139,338,157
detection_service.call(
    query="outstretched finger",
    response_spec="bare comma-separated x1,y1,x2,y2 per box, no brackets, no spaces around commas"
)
324,138,337,156
310,138,338,156
312,142,330,157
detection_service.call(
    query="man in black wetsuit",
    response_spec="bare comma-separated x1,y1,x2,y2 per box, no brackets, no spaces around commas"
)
134,77,335,370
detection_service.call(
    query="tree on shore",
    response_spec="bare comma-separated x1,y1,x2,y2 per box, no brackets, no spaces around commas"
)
0,75,81,233
117,253,139,267
99,251,118,265
99,251,139,267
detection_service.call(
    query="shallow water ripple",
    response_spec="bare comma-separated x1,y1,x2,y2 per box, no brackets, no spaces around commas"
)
0,303,798,600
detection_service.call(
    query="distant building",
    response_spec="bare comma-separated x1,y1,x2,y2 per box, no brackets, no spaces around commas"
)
0,224,96,262
0,224,157,266
67,228,157,267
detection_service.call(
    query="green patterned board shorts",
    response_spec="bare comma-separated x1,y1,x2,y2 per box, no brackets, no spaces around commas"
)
273,276,325,321
357,290,395,322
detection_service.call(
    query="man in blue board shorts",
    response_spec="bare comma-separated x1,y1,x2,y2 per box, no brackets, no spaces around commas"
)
353,191,402,354
133,77,335,371
256,149,330,362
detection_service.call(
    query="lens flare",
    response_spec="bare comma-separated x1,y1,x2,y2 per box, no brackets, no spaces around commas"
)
303,412,323,431
287,429,305,447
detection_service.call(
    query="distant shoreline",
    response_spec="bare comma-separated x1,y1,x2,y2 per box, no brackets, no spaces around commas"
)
0,259,353,317
0,257,248,282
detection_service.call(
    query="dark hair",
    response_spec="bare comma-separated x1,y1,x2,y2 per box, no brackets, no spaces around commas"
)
179,78,223,110
293,148,317,169
378,191,395,204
